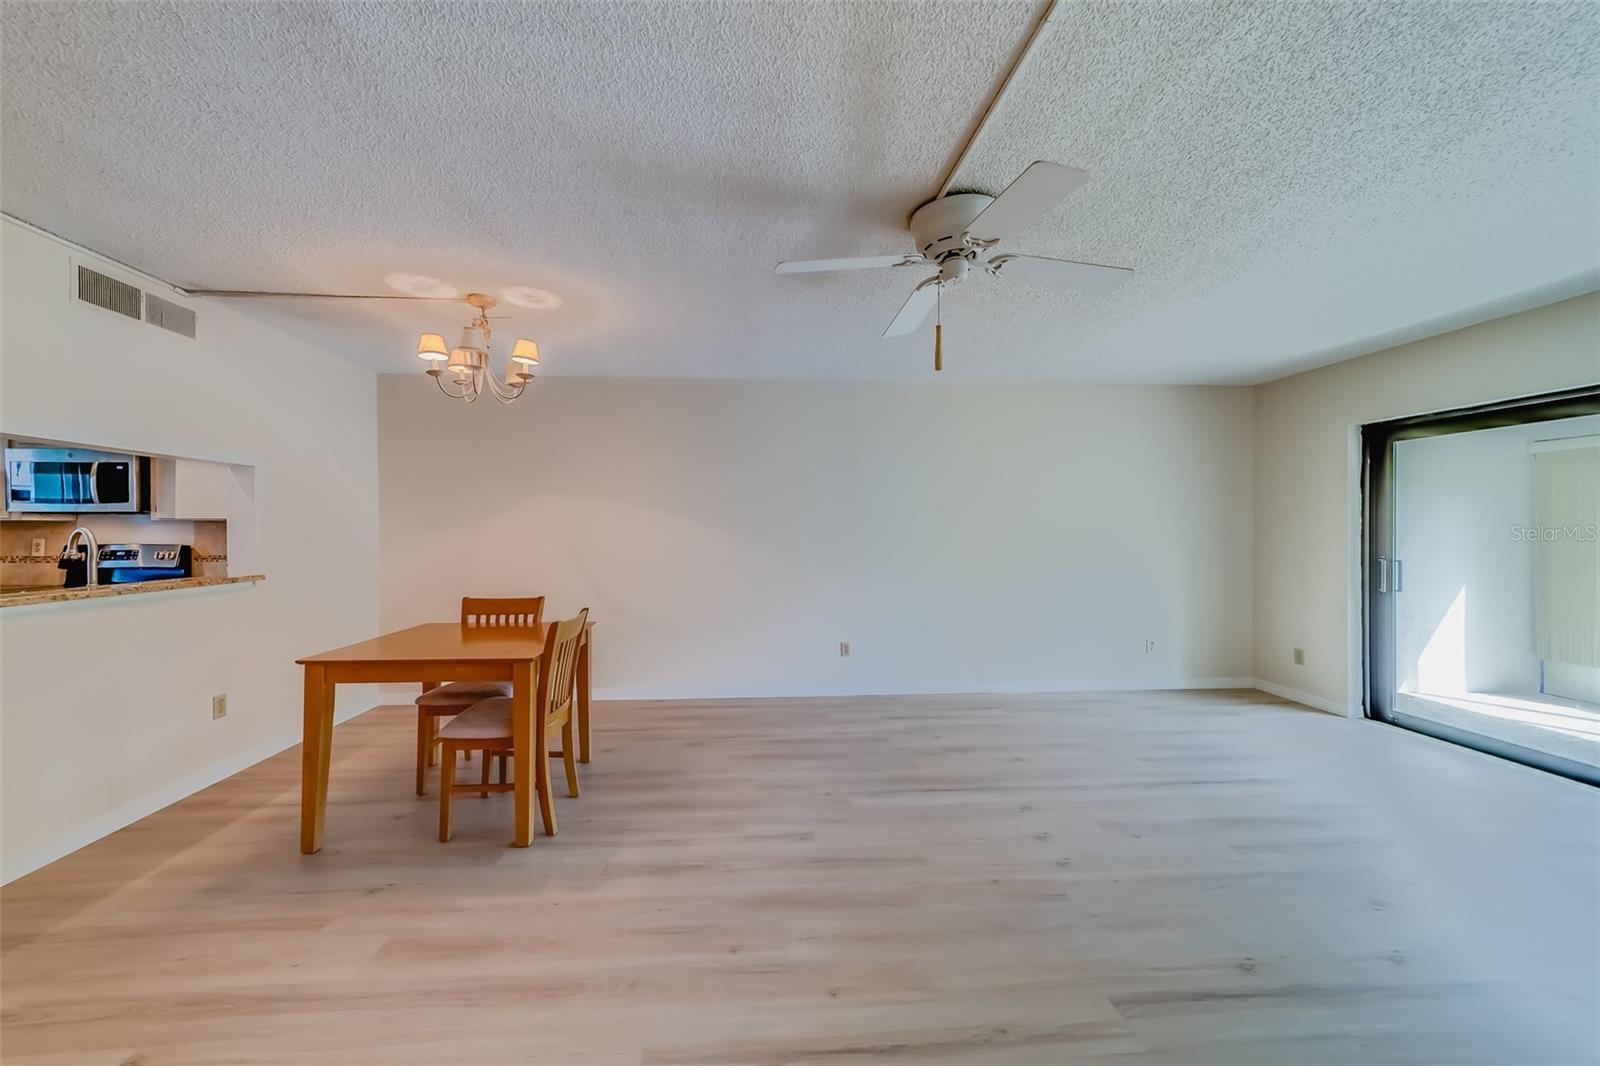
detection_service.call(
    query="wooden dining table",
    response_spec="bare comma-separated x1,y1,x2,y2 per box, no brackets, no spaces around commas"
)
295,620,594,852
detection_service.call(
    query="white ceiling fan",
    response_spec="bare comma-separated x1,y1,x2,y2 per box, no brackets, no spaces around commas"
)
776,160,1132,341
774,0,1130,369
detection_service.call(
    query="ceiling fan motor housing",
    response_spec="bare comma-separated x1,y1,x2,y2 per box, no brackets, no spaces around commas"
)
909,193,995,261
938,257,971,285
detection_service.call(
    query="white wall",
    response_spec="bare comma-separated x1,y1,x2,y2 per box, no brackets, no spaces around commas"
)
1253,292,1600,714
379,377,1255,698
0,219,380,881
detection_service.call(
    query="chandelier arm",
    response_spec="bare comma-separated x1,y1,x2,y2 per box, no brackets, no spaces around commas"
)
434,373,471,400
486,369,528,402
490,376,526,404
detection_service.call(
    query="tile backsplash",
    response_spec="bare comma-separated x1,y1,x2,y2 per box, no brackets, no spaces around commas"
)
194,519,227,577
0,520,74,587
0,518,228,585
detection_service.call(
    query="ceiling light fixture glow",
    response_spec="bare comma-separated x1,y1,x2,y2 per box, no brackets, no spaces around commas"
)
500,285,563,310
385,273,458,298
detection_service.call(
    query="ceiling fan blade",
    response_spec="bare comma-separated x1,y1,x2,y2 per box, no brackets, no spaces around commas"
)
990,254,1132,294
884,281,939,337
775,254,919,274
969,161,1089,242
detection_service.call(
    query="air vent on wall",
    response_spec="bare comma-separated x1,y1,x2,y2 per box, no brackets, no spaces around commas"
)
77,264,141,320
73,262,197,339
144,293,196,338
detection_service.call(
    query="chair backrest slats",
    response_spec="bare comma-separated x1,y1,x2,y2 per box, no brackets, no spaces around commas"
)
540,608,589,720
461,596,545,628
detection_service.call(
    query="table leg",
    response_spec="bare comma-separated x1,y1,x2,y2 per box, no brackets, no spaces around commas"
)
299,664,333,853
511,660,535,847
577,627,593,764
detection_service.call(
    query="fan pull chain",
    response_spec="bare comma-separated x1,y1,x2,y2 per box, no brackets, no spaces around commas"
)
934,284,943,372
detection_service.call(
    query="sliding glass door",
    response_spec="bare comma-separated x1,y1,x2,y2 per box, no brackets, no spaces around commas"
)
1365,387,1600,784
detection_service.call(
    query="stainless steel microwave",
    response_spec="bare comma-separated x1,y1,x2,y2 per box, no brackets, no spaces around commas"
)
4,448,151,513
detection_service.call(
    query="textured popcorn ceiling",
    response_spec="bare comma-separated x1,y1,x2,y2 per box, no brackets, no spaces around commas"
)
2,1,1596,383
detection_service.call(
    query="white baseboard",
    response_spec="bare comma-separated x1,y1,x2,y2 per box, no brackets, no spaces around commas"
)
588,677,1258,701
334,681,1369,716
0,696,381,886
1251,677,1356,717
381,678,1259,704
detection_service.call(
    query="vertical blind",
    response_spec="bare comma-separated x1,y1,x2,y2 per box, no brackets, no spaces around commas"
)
1532,438,1600,668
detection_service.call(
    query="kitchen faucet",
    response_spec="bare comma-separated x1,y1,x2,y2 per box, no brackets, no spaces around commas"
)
64,526,98,587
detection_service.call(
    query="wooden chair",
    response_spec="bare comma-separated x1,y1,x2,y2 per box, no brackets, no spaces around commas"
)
414,596,545,795
437,608,588,842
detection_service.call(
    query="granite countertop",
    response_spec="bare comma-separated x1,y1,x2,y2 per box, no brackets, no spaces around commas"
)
0,574,265,608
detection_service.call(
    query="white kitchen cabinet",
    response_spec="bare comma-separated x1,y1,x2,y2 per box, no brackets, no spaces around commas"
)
152,458,230,520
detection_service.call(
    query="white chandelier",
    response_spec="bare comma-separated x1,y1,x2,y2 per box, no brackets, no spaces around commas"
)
416,293,540,404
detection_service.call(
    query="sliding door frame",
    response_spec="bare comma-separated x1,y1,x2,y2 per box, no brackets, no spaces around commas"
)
1361,384,1600,786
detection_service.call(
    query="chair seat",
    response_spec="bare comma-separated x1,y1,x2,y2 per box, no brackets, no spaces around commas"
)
416,681,512,708
437,697,514,741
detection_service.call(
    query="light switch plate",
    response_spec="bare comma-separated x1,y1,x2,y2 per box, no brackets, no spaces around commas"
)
212,694,227,719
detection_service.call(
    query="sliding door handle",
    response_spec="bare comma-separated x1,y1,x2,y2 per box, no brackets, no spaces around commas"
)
1393,559,1402,592
1377,556,1388,593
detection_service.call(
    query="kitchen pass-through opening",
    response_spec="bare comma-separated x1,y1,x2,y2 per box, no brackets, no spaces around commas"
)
1,436,260,594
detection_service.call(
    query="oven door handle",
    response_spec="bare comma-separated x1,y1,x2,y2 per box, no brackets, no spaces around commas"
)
88,462,100,504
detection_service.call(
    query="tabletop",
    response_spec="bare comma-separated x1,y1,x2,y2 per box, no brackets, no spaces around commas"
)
296,622,554,665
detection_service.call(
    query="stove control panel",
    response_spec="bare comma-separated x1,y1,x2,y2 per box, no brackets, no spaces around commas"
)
60,543,191,567
102,543,188,568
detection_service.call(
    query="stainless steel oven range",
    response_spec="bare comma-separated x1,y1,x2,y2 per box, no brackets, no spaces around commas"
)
59,543,193,588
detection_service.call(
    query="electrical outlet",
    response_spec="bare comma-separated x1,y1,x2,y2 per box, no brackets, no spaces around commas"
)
1145,639,1156,653
212,693,227,720
1293,648,1305,666
839,641,850,658
30,536,46,557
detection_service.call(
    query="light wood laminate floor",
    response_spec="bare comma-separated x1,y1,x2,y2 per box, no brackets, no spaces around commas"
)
3,691,1597,1065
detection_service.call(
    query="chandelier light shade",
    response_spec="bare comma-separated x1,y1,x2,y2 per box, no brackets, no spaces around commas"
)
415,332,449,362
510,338,541,367
454,324,487,356
419,293,541,404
